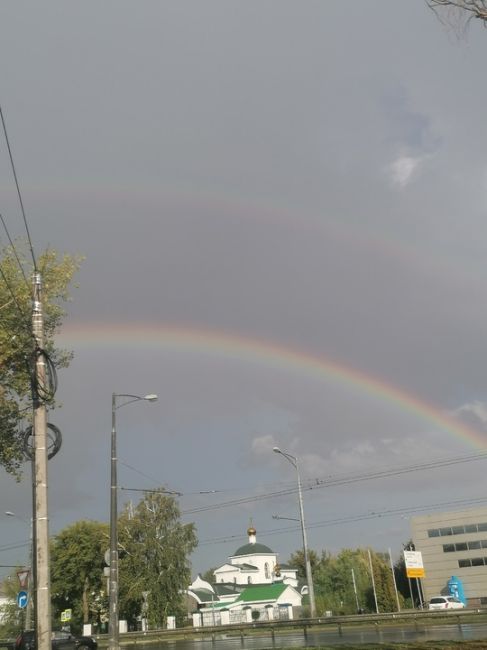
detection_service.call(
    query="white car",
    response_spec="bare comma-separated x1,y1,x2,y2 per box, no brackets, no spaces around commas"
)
428,596,465,610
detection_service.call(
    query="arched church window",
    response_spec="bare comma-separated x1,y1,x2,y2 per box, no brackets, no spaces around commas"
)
247,576,252,584
265,562,270,579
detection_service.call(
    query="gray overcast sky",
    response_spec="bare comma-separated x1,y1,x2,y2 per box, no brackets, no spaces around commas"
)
2,0,487,580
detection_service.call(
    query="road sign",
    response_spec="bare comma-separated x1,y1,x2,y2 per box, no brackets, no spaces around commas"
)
404,550,425,578
61,609,72,622
17,591,28,609
17,570,29,588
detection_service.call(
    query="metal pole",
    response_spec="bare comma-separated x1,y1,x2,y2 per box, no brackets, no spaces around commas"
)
273,448,316,617
351,568,360,613
108,393,156,650
108,393,119,650
295,459,316,618
367,549,379,614
32,272,51,650
388,548,401,612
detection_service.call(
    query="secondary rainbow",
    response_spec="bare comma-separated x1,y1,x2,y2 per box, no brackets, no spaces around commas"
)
59,322,487,450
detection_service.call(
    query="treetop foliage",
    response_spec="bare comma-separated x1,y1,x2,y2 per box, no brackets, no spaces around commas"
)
0,243,81,475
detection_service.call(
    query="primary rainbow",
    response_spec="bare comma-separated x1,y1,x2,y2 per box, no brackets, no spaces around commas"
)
59,322,487,450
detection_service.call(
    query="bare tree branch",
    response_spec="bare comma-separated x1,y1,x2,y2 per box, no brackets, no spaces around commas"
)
426,0,487,30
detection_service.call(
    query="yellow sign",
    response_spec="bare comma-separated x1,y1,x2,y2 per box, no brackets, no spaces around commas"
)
404,550,425,579
61,609,72,622
406,567,425,578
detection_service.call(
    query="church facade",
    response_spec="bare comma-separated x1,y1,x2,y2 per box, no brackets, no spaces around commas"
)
186,526,303,625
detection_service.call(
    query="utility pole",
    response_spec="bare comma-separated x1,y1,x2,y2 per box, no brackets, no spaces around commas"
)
32,272,51,650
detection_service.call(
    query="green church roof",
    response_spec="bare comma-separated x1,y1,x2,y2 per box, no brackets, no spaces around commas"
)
233,542,273,556
238,583,288,602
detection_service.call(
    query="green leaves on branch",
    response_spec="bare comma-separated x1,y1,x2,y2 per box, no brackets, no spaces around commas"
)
118,491,197,628
0,243,81,476
50,521,109,630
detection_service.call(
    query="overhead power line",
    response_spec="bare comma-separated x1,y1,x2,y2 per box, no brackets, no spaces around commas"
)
0,212,30,288
181,450,487,516
0,105,36,269
198,494,487,547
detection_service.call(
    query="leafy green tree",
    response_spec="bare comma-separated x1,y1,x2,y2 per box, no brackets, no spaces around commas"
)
370,551,401,613
394,543,414,607
288,548,320,579
0,574,23,636
296,547,403,616
0,244,81,476
118,491,197,629
50,520,108,631
200,568,217,584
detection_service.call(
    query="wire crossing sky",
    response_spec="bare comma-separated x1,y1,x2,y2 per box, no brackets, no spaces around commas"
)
1,0,487,576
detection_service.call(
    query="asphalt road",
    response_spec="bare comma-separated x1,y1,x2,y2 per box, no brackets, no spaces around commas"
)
134,620,487,649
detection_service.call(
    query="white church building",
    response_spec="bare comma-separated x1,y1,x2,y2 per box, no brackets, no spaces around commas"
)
186,526,304,625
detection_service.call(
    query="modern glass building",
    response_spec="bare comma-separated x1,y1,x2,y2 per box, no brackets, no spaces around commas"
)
411,506,487,606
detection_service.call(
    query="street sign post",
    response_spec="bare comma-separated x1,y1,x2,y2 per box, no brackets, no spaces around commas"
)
61,609,72,623
17,591,28,609
404,550,425,578
17,570,29,589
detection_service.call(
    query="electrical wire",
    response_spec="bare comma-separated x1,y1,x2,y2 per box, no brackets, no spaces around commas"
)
0,262,31,335
197,494,487,546
31,347,58,402
0,105,36,270
0,212,30,289
180,450,487,516
0,540,30,553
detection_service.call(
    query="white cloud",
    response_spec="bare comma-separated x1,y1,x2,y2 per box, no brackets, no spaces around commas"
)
453,401,487,425
250,434,279,458
387,154,422,188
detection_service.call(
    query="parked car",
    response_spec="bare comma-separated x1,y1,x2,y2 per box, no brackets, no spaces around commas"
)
428,596,465,610
15,630,97,650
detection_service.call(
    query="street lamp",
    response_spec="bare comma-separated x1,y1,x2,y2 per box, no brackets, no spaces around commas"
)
272,447,316,618
109,393,157,650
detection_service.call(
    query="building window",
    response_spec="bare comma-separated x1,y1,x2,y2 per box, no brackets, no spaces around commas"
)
264,563,269,579
455,543,468,552
458,557,487,568
247,576,252,584
468,541,481,550
429,522,487,538
443,544,455,553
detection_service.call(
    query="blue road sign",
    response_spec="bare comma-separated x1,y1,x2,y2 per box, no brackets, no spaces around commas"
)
17,591,28,609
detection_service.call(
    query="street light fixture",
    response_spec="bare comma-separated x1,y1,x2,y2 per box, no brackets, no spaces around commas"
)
273,446,316,618
109,393,157,650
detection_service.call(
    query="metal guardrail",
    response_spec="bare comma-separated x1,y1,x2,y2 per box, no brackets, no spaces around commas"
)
91,607,487,646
